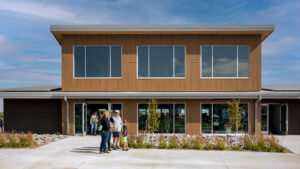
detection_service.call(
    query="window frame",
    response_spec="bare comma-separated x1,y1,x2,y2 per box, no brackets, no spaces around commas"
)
136,45,186,79
200,102,250,135
200,45,250,79
136,102,186,135
73,45,122,79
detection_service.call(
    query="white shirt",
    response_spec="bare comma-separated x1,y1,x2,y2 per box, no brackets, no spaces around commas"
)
112,115,122,132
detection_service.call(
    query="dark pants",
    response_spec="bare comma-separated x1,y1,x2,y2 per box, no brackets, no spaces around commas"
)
100,131,109,152
107,131,111,149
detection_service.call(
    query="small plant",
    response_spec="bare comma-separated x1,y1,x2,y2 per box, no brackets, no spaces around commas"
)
127,136,135,148
19,133,31,147
135,135,144,148
168,135,179,149
214,137,226,150
181,138,191,149
0,133,6,148
158,135,167,149
144,143,153,149
231,145,240,151
243,135,252,150
192,136,202,150
204,144,213,150
250,144,261,151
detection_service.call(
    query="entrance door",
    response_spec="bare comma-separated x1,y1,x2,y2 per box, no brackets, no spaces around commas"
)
280,104,288,135
74,103,87,135
261,104,269,134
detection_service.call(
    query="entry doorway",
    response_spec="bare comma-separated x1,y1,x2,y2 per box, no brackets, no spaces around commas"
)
261,103,288,135
74,103,122,135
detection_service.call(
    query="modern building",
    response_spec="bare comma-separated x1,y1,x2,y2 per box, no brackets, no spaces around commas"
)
1,25,300,135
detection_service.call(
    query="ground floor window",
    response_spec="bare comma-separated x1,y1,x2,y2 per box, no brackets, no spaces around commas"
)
201,103,248,134
138,103,185,134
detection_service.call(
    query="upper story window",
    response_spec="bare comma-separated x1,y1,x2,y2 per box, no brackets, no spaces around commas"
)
74,46,121,78
201,46,249,78
137,46,185,78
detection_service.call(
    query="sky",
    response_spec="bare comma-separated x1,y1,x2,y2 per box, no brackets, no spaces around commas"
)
0,0,299,109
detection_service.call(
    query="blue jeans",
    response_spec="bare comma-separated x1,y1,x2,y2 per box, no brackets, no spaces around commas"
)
100,131,109,152
91,122,98,135
108,131,111,149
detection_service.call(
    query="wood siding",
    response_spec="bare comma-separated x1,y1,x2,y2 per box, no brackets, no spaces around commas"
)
61,34,262,92
63,99,256,135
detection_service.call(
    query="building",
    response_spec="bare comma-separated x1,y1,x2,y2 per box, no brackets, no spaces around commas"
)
0,25,300,135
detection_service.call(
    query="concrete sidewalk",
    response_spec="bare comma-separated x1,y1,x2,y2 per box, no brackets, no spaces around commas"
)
0,136,300,169
277,135,300,155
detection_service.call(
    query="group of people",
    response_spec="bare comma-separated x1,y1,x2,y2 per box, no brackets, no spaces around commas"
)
89,109,129,154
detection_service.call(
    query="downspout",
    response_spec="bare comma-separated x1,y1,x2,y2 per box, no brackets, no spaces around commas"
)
255,95,262,133
64,96,69,135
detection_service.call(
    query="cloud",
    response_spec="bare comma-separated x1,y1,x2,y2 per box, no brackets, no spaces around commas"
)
0,0,78,23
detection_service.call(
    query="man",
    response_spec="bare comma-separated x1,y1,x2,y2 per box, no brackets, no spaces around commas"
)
90,111,99,135
112,110,122,150
0,118,3,132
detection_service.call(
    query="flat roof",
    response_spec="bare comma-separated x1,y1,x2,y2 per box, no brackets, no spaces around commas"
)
50,24,274,45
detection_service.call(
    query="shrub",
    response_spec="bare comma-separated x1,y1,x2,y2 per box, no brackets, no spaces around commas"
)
231,145,240,151
266,134,283,152
158,135,167,149
168,135,179,149
133,143,143,149
243,135,252,150
27,132,35,146
19,133,31,147
250,144,261,151
127,136,135,148
214,137,226,150
254,132,266,148
181,138,191,149
277,146,285,152
204,144,213,150
144,143,153,149
192,136,202,150
7,133,19,148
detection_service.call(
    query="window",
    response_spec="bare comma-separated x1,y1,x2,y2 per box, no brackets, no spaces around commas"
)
138,103,185,134
201,103,248,134
74,46,121,78
201,46,249,78
138,46,185,78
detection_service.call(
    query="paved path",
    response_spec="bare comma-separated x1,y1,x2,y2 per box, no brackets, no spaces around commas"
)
277,135,300,155
0,136,300,169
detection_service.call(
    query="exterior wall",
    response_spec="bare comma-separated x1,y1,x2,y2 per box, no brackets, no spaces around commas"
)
61,34,262,92
4,99,62,134
63,99,256,135
262,99,300,135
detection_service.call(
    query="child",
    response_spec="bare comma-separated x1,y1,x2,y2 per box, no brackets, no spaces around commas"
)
122,120,129,151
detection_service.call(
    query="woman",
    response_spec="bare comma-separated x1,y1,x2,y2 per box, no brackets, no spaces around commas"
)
100,110,111,154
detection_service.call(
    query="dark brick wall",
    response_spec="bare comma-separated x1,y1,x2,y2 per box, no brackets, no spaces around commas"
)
4,99,62,134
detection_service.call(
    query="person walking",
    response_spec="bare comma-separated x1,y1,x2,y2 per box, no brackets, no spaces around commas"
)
112,110,122,150
100,110,110,154
90,111,99,135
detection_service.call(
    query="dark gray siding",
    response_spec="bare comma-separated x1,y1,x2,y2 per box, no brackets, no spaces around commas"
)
4,99,62,134
262,99,300,135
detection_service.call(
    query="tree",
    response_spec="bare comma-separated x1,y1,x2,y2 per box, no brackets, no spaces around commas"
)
227,98,244,144
147,98,160,134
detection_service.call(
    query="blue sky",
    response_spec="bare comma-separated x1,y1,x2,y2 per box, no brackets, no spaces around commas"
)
0,0,299,91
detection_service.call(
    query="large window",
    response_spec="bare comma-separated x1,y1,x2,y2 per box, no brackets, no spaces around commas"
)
138,46,185,78
74,46,121,78
201,103,248,134
201,46,249,78
138,103,185,133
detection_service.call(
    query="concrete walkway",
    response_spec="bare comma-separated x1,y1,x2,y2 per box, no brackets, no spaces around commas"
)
277,135,300,155
0,136,300,169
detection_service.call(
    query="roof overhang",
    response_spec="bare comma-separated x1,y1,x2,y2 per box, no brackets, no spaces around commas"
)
50,24,274,45
0,91,299,99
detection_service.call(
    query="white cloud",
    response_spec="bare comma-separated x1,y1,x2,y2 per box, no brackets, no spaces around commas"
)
37,58,61,63
0,0,78,23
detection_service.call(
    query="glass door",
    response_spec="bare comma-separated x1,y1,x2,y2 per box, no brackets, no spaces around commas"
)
280,104,288,135
75,103,87,135
261,104,269,134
